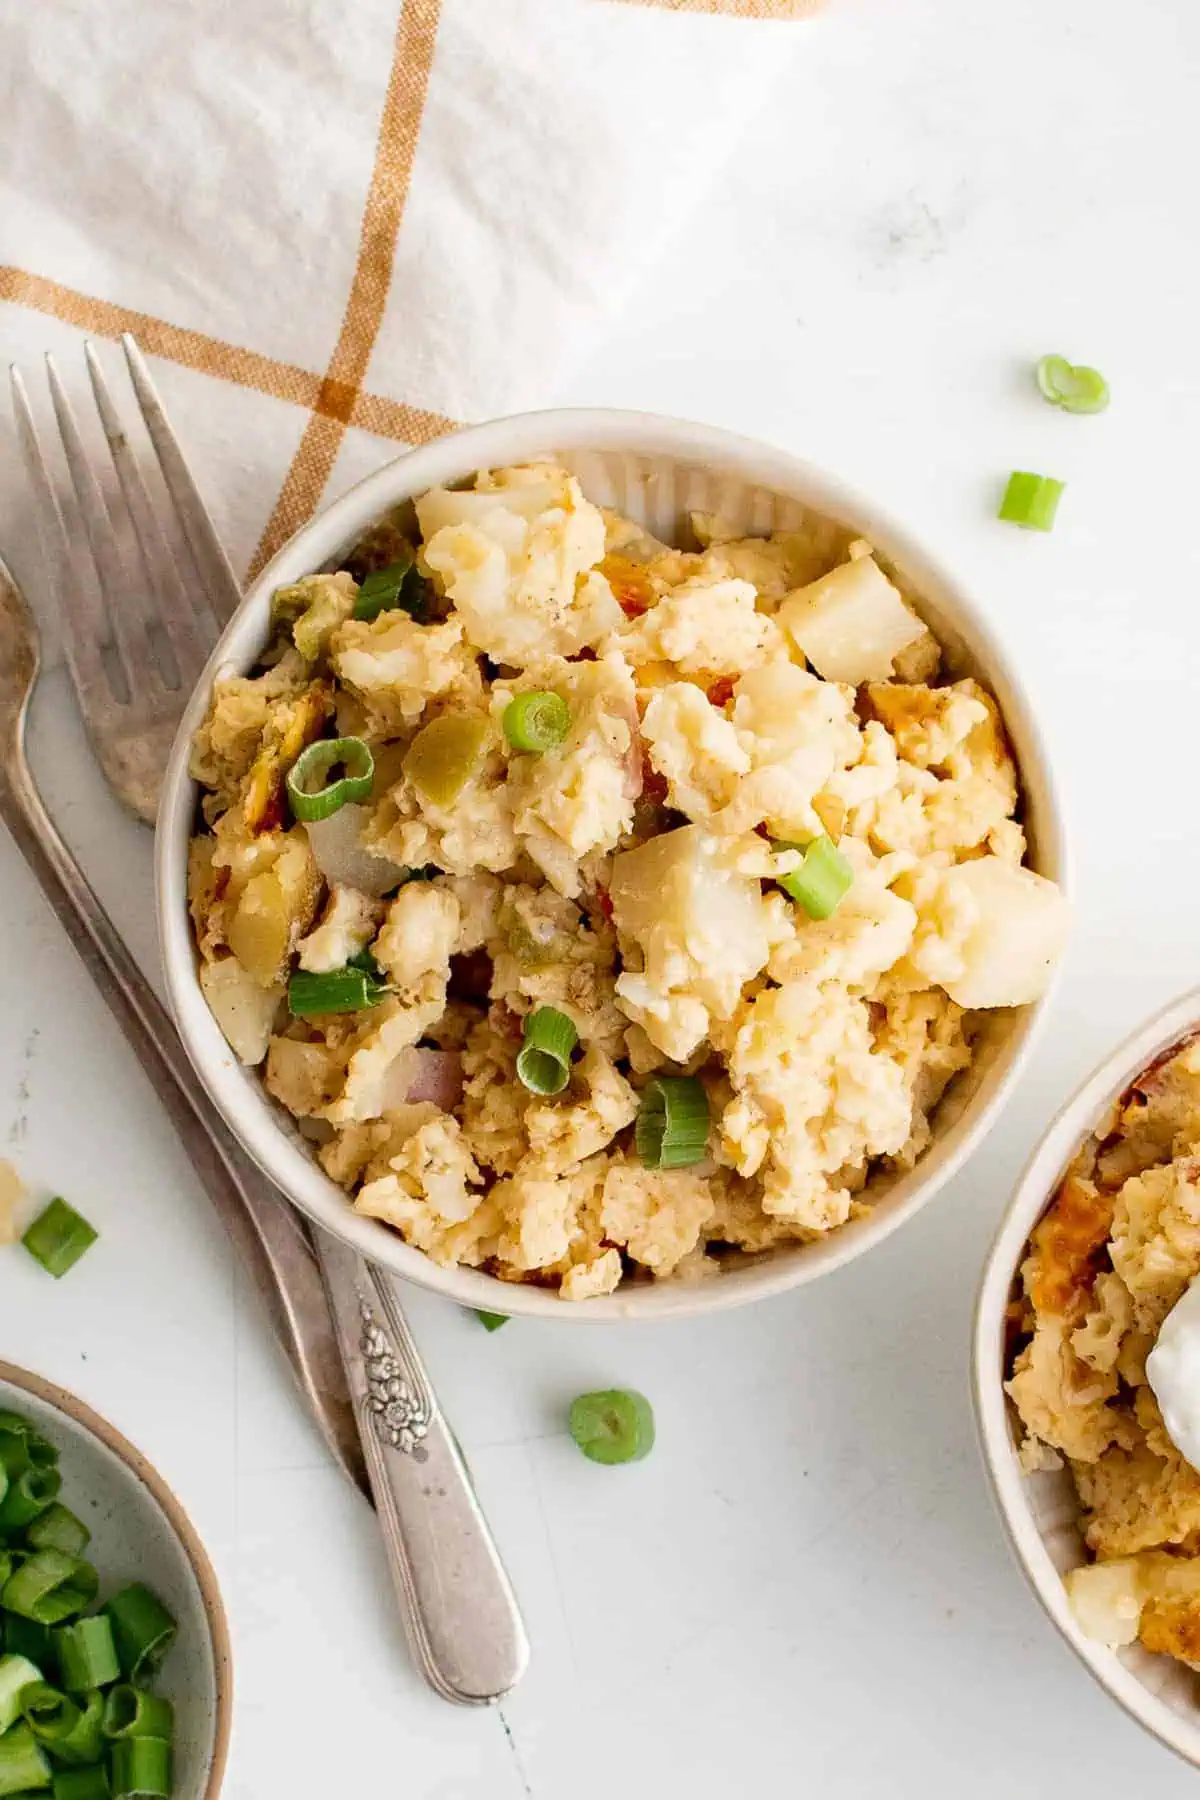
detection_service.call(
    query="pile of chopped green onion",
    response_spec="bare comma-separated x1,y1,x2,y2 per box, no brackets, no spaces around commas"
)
0,1409,178,1797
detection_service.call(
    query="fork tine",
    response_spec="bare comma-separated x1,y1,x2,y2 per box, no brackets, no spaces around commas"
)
121,335,241,627
45,352,160,706
10,364,114,711
84,341,211,693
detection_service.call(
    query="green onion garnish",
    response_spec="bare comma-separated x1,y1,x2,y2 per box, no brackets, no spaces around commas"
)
21,1679,86,1750
475,1312,509,1332
0,1654,42,1735
0,1413,58,1479
0,1463,62,1533
21,1199,98,1280
287,965,388,1019
104,1588,176,1684
26,1503,91,1559
998,470,1065,532
56,1618,119,1694
53,1768,112,1800
101,1687,173,1743
4,1617,54,1672
2,1550,99,1625
776,834,854,921
286,735,374,824
635,1076,709,1171
515,1007,578,1096
1035,353,1110,415
110,1734,171,1799
0,1719,51,1794
569,1390,655,1465
352,553,417,622
503,691,570,754
49,1687,105,1767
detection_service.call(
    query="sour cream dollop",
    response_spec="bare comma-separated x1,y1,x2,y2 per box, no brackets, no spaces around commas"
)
1146,1275,1200,1472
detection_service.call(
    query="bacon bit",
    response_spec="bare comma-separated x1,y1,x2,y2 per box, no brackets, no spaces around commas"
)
600,553,656,619
754,821,771,840
641,764,669,807
448,949,493,1003
706,676,736,709
594,886,615,922
1026,1172,1115,1324
573,646,598,662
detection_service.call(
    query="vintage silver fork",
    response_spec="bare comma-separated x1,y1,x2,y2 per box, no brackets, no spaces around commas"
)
8,338,529,1705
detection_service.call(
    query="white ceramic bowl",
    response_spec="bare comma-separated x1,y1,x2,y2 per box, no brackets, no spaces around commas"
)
0,1362,232,1798
974,987,1200,1770
157,408,1067,1320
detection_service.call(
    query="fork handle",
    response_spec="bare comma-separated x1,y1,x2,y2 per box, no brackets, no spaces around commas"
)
0,759,529,1703
0,756,367,1494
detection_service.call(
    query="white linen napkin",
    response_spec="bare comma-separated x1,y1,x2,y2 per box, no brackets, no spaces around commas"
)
0,0,818,582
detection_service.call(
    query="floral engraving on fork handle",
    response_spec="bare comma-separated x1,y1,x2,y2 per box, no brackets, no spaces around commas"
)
360,1299,431,1459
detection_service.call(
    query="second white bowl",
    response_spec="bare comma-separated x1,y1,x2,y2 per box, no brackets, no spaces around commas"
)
157,408,1067,1320
974,987,1200,1770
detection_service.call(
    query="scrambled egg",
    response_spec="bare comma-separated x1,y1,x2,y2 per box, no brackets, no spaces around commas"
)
1007,1036,1200,1666
189,463,1066,1299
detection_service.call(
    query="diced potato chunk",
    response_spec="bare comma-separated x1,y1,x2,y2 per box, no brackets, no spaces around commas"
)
610,824,761,950
227,833,322,987
779,554,927,685
1064,1560,1143,1648
200,957,285,1065
943,856,1069,1010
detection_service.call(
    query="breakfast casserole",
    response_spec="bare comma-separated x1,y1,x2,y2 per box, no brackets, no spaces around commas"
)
1007,1032,1200,1667
187,463,1066,1299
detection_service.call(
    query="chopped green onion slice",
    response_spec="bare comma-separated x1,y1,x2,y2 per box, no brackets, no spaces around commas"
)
475,1311,509,1332
0,1414,57,1480
27,1504,91,1559
286,736,374,823
2,1550,98,1625
101,1688,173,1744
352,553,416,622
4,1617,55,1672
515,1007,578,1096
569,1390,656,1465
776,834,854,920
50,1688,105,1768
0,1720,51,1796
110,1736,171,1799
0,1463,62,1532
1035,353,1110,414
635,1076,710,1171
287,966,388,1018
0,1655,43,1736
0,1552,14,1594
503,691,570,754
53,1767,111,1800
402,714,489,809
21,1199,98,1280
998,470,1065,532
55,1619,118,1695
104,1588,176,1685
21,1679,82,1746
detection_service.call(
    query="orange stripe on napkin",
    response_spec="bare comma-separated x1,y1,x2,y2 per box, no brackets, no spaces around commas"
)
608,0,820,15
0,267,320,408
249,0,446,579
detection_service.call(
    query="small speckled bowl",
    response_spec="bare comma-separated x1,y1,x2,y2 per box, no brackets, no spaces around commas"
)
0,1363,232,1799
973,987,1200,1771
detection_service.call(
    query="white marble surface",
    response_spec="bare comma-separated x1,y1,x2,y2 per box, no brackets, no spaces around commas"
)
6,0,1200,1792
